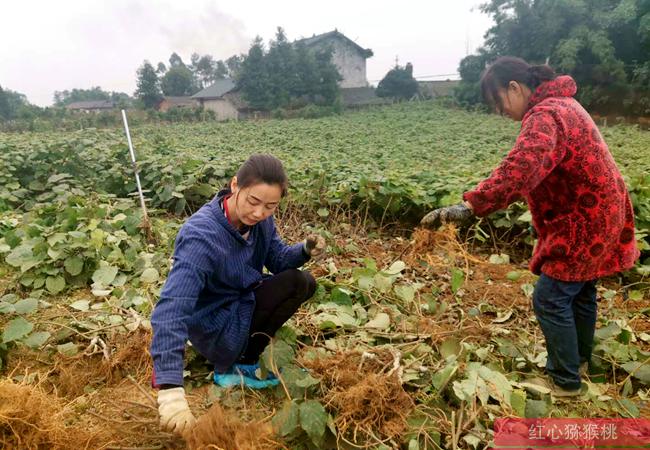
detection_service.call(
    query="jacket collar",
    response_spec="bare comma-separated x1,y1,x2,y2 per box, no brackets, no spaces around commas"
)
208,190,253,245
526,75,577,112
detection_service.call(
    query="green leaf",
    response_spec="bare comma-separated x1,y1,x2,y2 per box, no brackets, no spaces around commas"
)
5,245,32,268
453,371,489,404
595,322,622,341
92,264,118,286
615,398,640,418
373,274,394,292
521,283,535,298
394,284,416,302
432,361,458,391
13,298,39,314
525,399,549,418
299,400,327,443
57,342,79,357
330,287,352,305
478,366,513,405
364,312,391,330
383,260,406,275
46,276,66,294
0,302,15,314
450,268,464,294
64,256,84,276
23,331,51,348
463,433,481,449
622,362,650,383
47,233,67,246
510,389,527,417
2,317,34,343
90,228,106,248
69,300,90,312
317,207,329,218
489,253,510,264
628,290,644,301
440,337,462,360
273,400,300,437
295,373,321,388
506,271,521,281
261,340,295,372
1,294,18,304
140,268,159,283
602,289,617,300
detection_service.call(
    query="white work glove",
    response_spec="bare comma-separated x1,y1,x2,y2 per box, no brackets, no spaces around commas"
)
304,234,326,257
157,387,196,434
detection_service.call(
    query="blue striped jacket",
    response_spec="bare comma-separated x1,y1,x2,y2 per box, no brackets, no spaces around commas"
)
150,192,308,386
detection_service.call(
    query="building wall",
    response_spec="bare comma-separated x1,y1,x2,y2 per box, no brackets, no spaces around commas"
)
201,98,239,121
418,80,460,98
312,37,368,88
158,100,172,113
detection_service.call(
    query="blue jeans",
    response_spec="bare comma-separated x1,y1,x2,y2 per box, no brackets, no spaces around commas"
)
532,274,597,390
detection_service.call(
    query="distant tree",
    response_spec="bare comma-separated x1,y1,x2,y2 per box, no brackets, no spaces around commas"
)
169,52,185,68
53,86,111,106
156,62,167,74
293,42,319,98
135,60,163,108
239,36,273,109
237,28,341,110
454,52,491,107
161,65,197,96
193,55,212,88
110,92,132,109
376,62,418,100
215,60,229,79
457,0,650,113
265,27,298,107
0,86,39,121
313,47,342,104
226,55,244,78
190,52,201,69
0,86,11,120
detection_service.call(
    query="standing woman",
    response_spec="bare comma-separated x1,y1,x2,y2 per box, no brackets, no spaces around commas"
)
422,57,639,396
151,154,325,434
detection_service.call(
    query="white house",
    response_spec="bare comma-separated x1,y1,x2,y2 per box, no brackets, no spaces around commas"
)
191,79,244,121
297,30,373,88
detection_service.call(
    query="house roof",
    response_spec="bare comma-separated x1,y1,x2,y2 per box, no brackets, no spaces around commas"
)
66,100,115,110
297,30,373,58
191,78,236,99
161,96,196,106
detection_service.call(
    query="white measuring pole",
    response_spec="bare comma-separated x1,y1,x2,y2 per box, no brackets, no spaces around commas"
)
121,109,150,225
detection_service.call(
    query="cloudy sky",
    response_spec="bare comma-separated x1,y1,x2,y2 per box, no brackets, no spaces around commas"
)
1,0,493,106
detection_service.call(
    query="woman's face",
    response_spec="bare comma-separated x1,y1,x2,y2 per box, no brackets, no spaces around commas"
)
495,81,532,121
230,179,282,226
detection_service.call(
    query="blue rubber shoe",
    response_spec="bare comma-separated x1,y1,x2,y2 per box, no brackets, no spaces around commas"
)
213,362,280,389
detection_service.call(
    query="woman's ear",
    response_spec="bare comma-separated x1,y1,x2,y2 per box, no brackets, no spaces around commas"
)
508,80,520,93
230,176,238,193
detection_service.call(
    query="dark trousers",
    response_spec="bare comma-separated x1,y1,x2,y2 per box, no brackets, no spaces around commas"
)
532,273,597,390
239,269,316,364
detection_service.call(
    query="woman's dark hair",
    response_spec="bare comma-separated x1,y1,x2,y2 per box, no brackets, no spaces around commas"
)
480,56,557,111
231,154,288,197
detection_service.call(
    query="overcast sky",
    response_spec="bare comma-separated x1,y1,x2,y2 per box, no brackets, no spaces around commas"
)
1,0,493,106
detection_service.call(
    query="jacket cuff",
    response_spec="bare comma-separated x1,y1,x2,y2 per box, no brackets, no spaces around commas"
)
152,370,185,387
463,191,489,217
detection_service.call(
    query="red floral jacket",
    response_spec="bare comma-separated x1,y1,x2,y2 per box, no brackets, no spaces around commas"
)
464,76,639,281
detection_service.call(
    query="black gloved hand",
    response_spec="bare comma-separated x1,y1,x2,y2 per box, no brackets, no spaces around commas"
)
420,203,474,228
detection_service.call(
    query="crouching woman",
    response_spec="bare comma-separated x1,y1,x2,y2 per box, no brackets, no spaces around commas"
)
150,154,325,433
